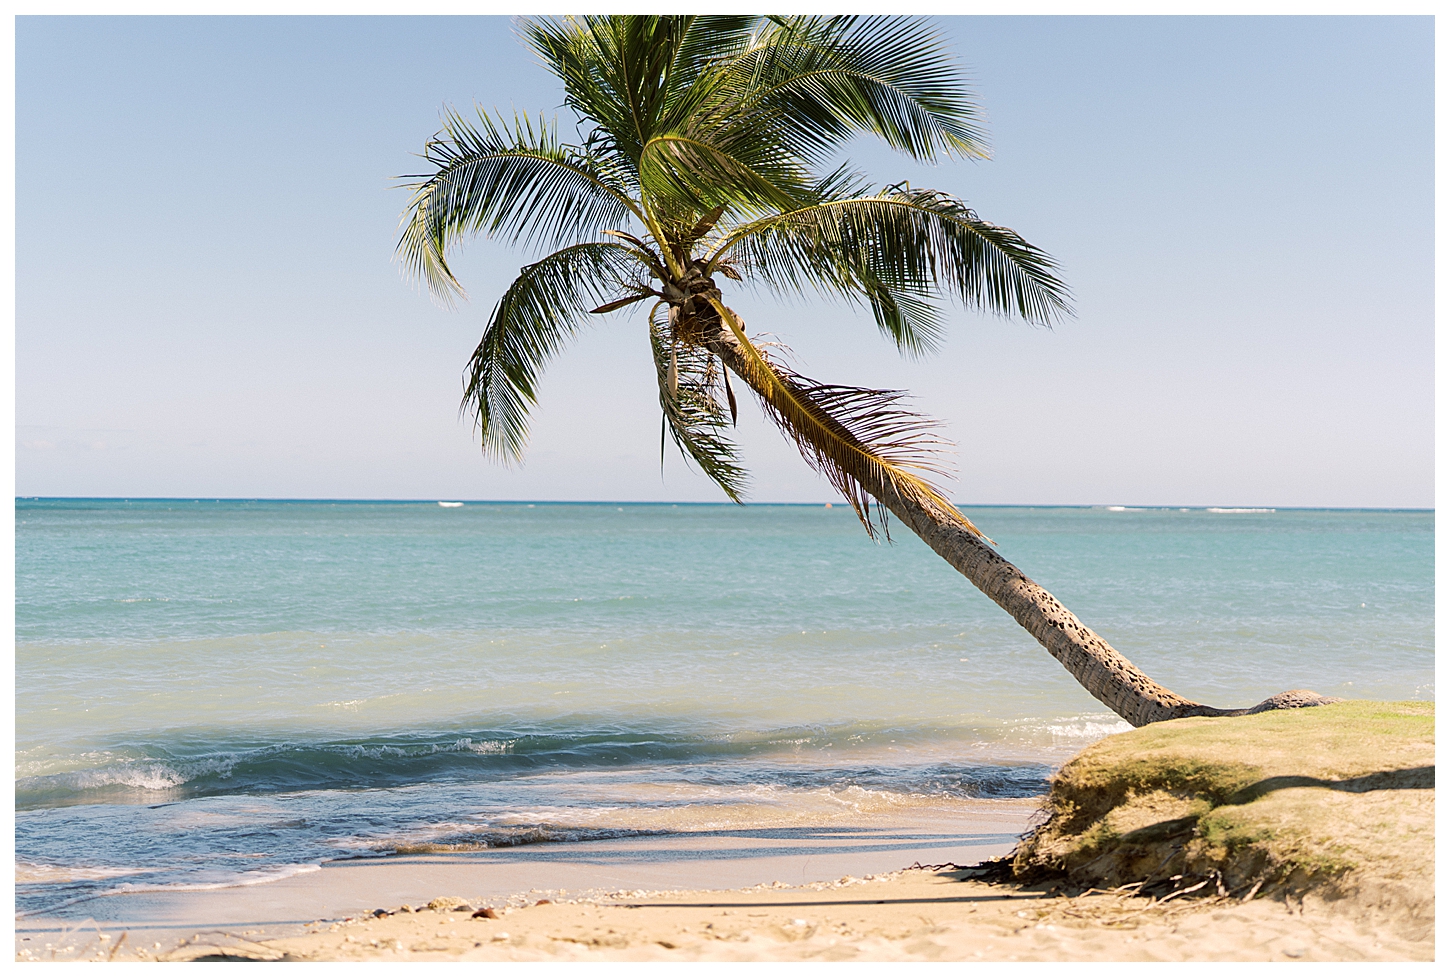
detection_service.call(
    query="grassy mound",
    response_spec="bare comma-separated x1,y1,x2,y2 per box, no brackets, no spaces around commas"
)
1009,701,1433,932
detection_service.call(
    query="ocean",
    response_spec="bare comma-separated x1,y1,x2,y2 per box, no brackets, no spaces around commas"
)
14,500,1433,916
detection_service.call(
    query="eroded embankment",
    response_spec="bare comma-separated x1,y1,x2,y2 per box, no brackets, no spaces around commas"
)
1006,700,1433,940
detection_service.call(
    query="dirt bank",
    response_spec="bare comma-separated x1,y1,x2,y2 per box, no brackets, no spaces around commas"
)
1009,698,1433,945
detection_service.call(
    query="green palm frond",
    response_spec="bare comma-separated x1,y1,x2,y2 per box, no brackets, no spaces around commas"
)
714,184,1072,339
522,16,767,170
725,16,989,164
464,242,646,461
397,109,638,301
858,284,949,357
521,16,679,175
670,15,761,85
523,16,825,219
637,130,812,218
706,297,977,539
648,304,748,500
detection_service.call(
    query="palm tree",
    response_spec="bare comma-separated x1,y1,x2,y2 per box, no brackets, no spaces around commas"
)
397,15,1331,727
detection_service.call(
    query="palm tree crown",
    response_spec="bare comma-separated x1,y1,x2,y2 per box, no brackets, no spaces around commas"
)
398,14,1069,537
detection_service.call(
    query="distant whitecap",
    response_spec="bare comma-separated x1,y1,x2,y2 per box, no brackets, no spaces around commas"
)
437,501,464,508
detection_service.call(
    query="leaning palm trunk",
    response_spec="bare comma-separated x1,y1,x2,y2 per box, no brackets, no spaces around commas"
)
697,291,1333,728
870,479,1335,726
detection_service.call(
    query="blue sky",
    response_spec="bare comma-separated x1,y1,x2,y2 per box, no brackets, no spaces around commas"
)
15,15,1433,506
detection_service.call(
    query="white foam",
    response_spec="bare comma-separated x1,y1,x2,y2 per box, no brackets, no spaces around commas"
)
1039,718,1133,741
1009,714,1133,750
437,501,464,508
18,756,238,795
460,738,511,755
112,862,322,893
15,862,153,885
321,738,513,759
16,863,322,917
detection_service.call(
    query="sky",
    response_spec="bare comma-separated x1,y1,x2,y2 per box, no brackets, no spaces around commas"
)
14,15,1434,506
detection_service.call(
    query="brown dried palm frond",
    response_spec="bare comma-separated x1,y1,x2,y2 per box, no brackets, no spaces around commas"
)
649,303,748,500
706,296,979,540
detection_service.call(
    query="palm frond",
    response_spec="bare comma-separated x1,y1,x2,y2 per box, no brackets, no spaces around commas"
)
670,16,761,92
638,130,811,218
724,16,988,164
648,304,748,500
706,297,979,539
521,16,684,174
464,242,645,461
396,108,637,301
715,185,1073,332
525,15,821,220
859,282,948,356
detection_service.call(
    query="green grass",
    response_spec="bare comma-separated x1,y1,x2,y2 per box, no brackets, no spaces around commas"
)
1011,700,1434,896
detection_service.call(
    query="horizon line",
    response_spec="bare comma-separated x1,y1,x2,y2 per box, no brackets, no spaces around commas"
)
12,497,1435,512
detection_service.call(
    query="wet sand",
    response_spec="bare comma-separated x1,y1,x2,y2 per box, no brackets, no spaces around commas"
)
15,802,1033,961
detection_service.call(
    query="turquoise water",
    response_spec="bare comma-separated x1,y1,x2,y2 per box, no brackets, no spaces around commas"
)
14,500,1433,914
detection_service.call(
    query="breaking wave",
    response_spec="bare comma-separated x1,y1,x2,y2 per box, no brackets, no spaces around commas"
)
15,722,1065,810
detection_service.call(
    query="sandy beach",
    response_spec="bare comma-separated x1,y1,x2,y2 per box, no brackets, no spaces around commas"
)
32,864,1430,963
222,869,1441,962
